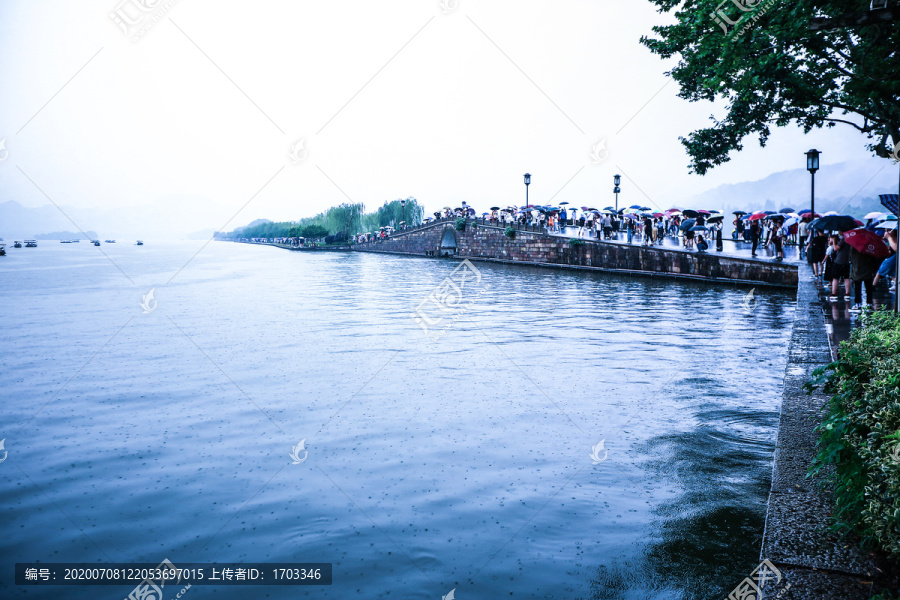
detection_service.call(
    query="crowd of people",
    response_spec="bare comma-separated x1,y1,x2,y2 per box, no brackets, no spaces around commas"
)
354,204,898,305
805,225,897,311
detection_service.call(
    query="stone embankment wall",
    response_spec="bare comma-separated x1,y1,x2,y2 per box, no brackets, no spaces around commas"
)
353,219,798,288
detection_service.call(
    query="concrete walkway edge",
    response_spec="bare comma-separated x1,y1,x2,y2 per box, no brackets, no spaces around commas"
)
758,263,877,599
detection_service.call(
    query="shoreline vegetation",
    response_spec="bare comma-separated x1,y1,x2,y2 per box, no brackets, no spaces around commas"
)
215,199,424,243
808,310,900,597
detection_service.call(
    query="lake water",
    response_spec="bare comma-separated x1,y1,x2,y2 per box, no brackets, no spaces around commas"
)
0,241,795,599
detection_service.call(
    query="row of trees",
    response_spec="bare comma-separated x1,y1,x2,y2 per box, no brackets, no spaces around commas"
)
218,198,425,241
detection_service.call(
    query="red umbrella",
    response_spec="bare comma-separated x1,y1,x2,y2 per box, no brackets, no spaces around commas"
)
842,228,891,258
697,209,711,215
747,212,767,221
652,212,664,218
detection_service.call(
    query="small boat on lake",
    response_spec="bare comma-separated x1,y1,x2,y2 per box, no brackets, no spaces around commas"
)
0,244,6,256
105,240,116,243
135,240,144,246
93,240,101,246
60,240,72,243
24,240,37,247
13,241,22,248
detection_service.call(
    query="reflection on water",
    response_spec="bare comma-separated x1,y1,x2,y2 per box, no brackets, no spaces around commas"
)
0,242,794,599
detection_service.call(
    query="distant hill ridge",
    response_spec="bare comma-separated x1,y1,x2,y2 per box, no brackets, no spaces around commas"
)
33,231,99,240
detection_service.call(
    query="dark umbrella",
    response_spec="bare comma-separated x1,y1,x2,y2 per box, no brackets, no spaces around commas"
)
682,209,699,218
779,208,795,214
842,228,891,258
490,206,500,211
629,204,642,209
809,215,858,232
707,215,724,223
603,206,616,211
679,218,697,231
732,210,747,215
697,209,711,215
689,225,708,231
640,206,653,211
763,210,776,215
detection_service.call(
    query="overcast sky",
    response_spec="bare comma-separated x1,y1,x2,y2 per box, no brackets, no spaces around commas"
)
0,0,882,234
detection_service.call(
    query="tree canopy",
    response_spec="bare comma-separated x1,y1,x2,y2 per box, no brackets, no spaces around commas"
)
218,197,426,240
640,0,900,174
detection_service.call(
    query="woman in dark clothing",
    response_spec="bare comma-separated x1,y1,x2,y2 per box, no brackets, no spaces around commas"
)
829,235,852,299
696,234,709,252
807,230,828,278
749,219,761,257
849,247,878,311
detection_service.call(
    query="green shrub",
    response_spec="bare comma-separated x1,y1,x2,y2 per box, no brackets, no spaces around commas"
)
504,226,516,239
568,238,585,247
808,310,900,555
455,217,467,231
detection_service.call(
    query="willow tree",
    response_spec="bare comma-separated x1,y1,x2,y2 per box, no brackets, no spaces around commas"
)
641,0,900,174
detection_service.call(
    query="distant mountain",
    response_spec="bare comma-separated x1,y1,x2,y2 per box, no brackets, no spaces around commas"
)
186,229,217,240
233,219,273,233
682,159,898,218
0,195,230,240
33,230,99,240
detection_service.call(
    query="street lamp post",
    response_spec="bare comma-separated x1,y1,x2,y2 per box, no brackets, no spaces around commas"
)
613,174,621,213
805,149,820,219
524,173,531,207
400,198,406,230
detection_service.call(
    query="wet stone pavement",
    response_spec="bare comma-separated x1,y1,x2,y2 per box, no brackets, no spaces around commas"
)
556,227,805,263
758,262,897,600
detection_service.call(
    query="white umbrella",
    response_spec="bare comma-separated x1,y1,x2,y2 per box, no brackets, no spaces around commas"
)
864,211,885,220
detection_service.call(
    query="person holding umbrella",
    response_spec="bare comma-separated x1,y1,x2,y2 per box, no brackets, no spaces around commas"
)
827,234,853,301
844,228,891,310
807,229,828,280
873,229,897,291
749,217,761,257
